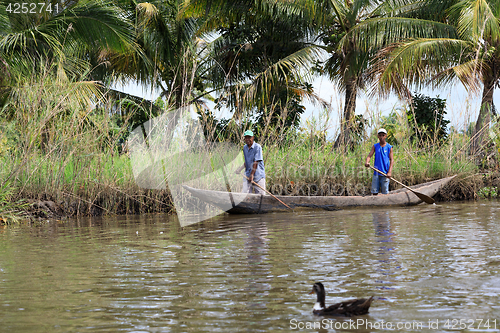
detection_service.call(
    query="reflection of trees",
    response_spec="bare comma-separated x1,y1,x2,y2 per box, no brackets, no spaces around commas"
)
372,212,399,291
5,201,500,332
445,210,489,274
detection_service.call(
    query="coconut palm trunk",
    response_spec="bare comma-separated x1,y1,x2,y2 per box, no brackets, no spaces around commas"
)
334,76,357,148
472,74,495,154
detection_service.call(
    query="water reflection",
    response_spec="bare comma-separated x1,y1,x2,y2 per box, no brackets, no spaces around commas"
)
1,203,500,332
244,219,271,309
372,212,400,291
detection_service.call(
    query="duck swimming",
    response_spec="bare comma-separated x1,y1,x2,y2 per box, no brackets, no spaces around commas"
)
309,282,374,316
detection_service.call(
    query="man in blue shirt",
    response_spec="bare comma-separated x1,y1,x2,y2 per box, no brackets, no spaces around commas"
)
235,130,266,194
365,128,394,195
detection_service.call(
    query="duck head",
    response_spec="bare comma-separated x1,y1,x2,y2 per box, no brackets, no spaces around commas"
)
309,282,326,309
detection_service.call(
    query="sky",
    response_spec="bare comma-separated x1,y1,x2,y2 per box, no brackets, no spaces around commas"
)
114,76,500,140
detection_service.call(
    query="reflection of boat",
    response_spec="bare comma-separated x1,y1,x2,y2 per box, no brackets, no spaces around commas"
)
183,175,456,214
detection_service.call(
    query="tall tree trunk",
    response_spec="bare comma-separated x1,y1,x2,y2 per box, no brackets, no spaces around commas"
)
471,76,495,155
334,77,357,149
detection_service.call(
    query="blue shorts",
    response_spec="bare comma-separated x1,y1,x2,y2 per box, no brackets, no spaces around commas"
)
371,174,390,194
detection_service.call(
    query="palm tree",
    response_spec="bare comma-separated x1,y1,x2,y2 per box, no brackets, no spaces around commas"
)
181,0,323,127
316,0,456,148
317,0,374,148
0,0,138,151
113,0,202,108
373,0,500,154
0,0,137,108
0,0,137,98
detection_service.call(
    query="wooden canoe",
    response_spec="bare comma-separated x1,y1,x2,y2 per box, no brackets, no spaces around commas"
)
182,175,456,214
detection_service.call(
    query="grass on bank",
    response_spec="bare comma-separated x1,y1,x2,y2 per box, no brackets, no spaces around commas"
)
0,134,484,223
263,127,478,196
0,182,30,224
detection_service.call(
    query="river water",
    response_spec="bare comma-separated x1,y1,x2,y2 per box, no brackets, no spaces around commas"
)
1,201,499,332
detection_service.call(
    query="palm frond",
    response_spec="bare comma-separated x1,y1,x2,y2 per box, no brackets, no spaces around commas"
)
374,0,427,17
137,2,160,23
444,59,483,93
287,84,331,109
453,0,500,43
342,16,457,52
242,45,323,108
53,0,136,54
326,0,349,31
372,37,470,98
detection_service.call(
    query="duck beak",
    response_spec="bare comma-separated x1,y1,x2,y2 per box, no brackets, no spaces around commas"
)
308,289,315,295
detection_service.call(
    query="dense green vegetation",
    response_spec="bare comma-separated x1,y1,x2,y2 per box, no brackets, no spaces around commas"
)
408,94,449,145
1,0,499,222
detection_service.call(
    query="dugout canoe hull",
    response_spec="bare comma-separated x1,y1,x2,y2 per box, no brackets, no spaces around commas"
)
182,175,456,214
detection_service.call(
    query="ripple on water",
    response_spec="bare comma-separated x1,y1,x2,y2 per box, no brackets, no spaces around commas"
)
0,202,500,332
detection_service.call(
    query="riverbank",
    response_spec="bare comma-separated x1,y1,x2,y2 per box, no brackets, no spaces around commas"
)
21,171,495,218
1,141,496,224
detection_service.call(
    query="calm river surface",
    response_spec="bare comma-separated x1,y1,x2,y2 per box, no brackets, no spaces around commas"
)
1,201,500,332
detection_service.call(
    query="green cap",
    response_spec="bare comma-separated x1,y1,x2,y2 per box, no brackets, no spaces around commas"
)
244,130,254,136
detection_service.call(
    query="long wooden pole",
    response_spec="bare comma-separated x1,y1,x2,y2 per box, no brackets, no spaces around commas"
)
369,166,435,204
242,175,293,210
217,155,235,208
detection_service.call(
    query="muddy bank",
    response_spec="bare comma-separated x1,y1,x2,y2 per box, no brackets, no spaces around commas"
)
24,191,175,219
435,172,500,201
